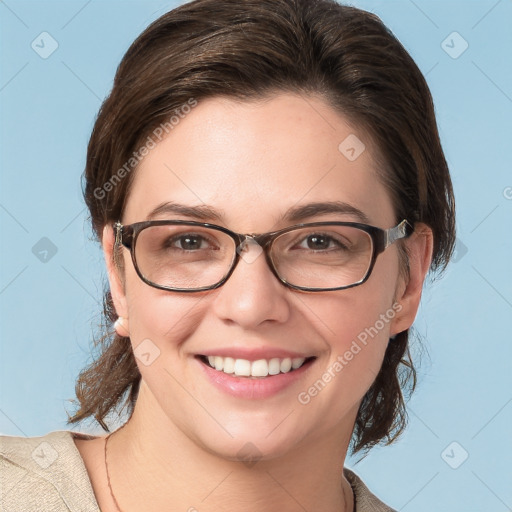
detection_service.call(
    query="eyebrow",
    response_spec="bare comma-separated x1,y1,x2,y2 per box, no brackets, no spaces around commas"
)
146,200,370,225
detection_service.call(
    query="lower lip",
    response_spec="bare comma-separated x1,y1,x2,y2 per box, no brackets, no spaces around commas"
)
195,356,315,400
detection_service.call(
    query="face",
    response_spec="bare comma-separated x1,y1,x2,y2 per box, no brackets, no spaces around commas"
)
104,93,423,461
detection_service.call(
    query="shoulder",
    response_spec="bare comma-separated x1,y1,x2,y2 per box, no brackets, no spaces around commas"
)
344,468,397,512
0,430,100,512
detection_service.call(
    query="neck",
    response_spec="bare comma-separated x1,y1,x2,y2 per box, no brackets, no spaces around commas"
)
106,381,356,512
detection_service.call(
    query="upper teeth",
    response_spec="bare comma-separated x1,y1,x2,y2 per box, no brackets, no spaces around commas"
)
206,355,306,377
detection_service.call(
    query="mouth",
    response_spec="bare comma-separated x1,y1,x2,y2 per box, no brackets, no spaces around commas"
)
195,354,317,378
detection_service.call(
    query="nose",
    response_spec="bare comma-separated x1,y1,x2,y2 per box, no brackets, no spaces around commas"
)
210,239,290,329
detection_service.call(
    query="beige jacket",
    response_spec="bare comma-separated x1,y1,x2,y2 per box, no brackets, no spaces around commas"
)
1,430,396,511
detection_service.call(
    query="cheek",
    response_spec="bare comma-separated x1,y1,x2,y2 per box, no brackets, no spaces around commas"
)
298,255,400,408
307,252,399,350
305,288,395,374
293,294,396,432
124,284,210,412
123,269,205,357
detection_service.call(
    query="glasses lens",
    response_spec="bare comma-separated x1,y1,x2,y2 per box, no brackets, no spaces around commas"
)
134,225,236,289
271,225,373,289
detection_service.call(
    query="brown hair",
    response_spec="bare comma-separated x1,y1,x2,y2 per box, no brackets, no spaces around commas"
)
69,0,455,455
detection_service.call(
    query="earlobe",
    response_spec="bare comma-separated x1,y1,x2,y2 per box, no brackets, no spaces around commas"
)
390,223,433,336
114,316,130,337
102,224,129,322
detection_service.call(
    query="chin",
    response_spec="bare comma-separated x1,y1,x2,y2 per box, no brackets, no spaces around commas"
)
199,432,301,466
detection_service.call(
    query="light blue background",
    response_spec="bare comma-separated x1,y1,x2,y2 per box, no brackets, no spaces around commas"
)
1,1,511,510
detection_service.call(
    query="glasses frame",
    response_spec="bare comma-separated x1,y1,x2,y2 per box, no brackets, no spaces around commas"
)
114,219,414,293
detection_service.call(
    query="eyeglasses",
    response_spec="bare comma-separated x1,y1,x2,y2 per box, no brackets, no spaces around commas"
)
114,219,413,293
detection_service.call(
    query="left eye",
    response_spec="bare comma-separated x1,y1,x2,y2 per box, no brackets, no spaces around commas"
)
295,233,347,251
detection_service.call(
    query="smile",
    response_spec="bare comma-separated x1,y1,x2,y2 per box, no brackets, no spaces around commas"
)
198,355,315,378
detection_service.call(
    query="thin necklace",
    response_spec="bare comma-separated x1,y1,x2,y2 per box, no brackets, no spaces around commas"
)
105,424,355,512
104,423,128,512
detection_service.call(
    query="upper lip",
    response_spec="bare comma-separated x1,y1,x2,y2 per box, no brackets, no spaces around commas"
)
196,347,316,361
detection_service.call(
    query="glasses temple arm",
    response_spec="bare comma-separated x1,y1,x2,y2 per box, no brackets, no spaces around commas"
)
384,220,414,248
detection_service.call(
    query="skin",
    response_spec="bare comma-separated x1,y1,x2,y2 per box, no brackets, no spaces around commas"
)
75,92,433,512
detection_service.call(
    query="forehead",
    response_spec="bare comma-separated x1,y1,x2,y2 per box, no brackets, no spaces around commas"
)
124,93,395,229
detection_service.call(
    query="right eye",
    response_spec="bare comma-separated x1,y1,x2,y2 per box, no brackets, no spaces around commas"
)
163,233,216,251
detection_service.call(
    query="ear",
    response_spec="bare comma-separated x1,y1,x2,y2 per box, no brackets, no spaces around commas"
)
389,223,433,336
102,224,129,326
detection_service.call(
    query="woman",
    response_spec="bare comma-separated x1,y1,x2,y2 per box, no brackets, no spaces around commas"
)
1,0,455,510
